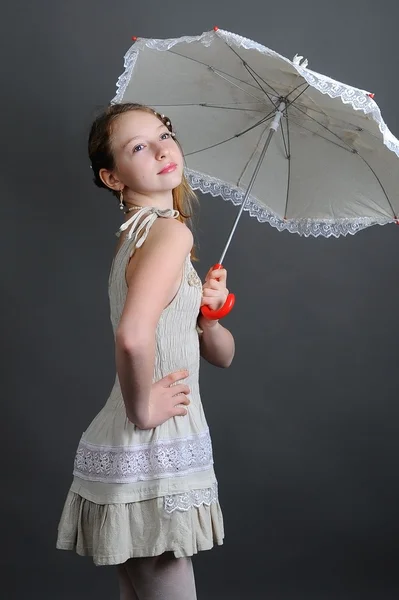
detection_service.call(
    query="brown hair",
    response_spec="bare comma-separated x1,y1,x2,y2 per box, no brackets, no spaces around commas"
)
88,103,198,258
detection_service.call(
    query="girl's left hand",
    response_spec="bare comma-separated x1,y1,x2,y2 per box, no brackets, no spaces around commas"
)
201,267,229,311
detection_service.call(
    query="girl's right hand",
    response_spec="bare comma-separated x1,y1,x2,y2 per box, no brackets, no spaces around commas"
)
141,369,191,429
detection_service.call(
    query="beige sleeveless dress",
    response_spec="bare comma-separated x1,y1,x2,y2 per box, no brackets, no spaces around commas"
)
56,207,224,566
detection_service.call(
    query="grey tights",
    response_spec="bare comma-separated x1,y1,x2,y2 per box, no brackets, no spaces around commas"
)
117,552,197,600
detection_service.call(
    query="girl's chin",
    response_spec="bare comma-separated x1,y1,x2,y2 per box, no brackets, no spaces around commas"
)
162,173,184,189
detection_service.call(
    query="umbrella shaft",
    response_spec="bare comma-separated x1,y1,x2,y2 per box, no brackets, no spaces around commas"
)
218,102,285,264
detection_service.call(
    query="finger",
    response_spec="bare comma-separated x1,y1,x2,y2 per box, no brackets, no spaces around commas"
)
174,406,188,417
202,287,225,297
171,384,191,396
204,268,225,282
204,279,226,291
201,297,224,308
163,369,189,386
174,395,190,406
209,268,227,282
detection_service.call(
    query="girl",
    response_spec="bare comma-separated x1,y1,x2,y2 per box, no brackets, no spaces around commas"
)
56,103,235,600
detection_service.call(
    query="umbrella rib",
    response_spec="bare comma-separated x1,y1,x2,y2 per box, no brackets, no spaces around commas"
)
289,101,382,144
279,115,290,159
199,103,265,112
219,39,281,96
355,153,397,219
290,103,382,142
286,80,310,101
289,102,357,151
243,63,279,108
283,110,292,220
150,102,265,112
288,102,366,133
216,37,280,105
184,111,276,157
285,106,292,157
289,91,333,125
209,70,271,104
287,87,364,139
202,104,264,111
167,50,268,103
284,116,354,152
286,84,310,107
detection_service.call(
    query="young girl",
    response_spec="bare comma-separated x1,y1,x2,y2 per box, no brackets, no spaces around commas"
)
56,103,235,600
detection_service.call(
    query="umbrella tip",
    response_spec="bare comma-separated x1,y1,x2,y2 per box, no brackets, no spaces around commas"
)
213,26,219,31
367,92,375,99
132,36,138,41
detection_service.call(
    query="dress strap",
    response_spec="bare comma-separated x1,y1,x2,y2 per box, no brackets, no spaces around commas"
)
116,206,180,249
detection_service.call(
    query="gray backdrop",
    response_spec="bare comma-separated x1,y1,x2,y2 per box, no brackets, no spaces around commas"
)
3,0,399,598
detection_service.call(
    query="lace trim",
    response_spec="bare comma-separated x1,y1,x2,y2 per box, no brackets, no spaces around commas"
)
185,168,391,238
164,482,218,514
73,429,213,484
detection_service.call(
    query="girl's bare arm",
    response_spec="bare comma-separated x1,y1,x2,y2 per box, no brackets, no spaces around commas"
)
115,218,193,426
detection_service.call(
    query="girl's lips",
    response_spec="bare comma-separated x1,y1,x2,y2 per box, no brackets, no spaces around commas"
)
158,163,177,174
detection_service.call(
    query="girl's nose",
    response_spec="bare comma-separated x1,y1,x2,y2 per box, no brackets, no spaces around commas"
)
155,145,169,160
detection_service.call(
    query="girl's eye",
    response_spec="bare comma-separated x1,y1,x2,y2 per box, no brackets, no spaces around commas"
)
133,132,170,153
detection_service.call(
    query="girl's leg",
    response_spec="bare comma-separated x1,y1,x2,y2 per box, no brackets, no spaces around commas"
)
124,552,197,600
117,564,140,600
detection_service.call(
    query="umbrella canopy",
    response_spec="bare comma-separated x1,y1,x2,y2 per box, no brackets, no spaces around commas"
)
112,28,399,239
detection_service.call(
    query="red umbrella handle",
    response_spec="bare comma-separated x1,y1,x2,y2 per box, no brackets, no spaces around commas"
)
200,263,236,320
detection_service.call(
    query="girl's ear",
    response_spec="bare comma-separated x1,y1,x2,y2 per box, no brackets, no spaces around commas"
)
99,168,123,192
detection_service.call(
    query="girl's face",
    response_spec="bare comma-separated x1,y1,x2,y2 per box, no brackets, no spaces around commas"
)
107,110,184,201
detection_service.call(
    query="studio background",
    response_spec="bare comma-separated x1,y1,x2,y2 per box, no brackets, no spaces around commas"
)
2,1,399,598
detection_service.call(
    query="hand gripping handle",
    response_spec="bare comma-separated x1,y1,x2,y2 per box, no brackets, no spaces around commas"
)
200,263,235,320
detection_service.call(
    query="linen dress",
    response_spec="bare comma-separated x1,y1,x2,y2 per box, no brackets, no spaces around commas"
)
56,206,224,566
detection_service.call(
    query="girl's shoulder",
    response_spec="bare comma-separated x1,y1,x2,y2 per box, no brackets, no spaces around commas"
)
134,216,193,264
114,207,192,261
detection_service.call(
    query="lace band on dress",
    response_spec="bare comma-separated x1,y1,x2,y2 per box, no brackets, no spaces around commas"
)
73,429,214,484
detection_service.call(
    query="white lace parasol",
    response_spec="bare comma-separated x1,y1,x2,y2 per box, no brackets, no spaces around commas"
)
111,28,399,239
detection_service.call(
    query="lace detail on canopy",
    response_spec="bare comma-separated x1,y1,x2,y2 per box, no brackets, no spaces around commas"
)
186,168,392,238
73,429,213,484
163,482,218,514
111,28,399,159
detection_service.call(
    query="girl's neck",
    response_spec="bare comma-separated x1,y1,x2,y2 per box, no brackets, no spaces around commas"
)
123,193,174,219
125,197,173,219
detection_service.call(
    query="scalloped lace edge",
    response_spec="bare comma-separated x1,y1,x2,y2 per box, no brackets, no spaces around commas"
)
186,168,392,238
